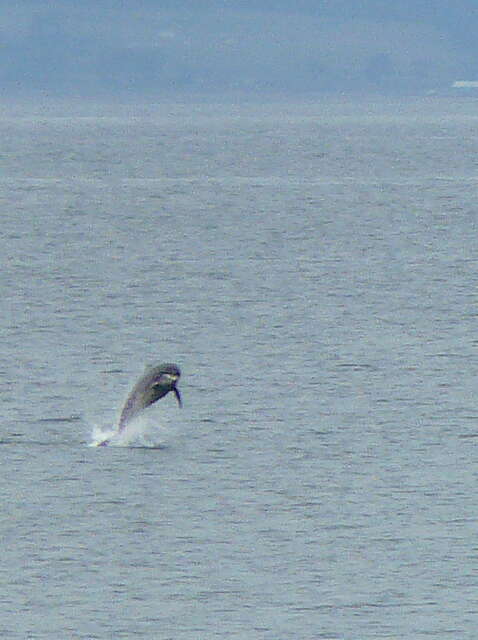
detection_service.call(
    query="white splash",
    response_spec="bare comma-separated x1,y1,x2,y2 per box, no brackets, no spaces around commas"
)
89,416,166,448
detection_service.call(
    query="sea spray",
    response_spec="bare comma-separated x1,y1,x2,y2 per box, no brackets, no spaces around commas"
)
90,415,168,447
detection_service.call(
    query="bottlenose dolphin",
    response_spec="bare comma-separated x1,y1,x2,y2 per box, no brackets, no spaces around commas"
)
98,362,182,446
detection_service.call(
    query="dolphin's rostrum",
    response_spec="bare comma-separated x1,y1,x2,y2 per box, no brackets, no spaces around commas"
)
98,362,182,446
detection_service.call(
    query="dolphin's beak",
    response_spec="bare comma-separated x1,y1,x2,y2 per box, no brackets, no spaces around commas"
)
173,385,182,407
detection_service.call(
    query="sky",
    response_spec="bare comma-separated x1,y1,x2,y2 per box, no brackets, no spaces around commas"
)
0,1,476,97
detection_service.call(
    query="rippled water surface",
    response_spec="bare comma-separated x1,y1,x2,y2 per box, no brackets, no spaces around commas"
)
1,97,478,638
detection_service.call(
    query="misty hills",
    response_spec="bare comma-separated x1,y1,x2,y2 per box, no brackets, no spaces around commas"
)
0,2,476,96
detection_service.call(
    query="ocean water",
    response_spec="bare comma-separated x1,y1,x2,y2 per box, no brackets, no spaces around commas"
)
1,96,478,638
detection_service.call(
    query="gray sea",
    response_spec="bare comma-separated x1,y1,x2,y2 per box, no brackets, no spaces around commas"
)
1,96,477,639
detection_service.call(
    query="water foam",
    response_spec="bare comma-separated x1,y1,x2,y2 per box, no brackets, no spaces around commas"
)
90,416,166,447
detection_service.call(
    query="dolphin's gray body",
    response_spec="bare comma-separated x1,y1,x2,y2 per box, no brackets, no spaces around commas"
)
98,363,182,446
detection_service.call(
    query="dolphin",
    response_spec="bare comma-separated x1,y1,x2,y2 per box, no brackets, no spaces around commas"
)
98,363,182,446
